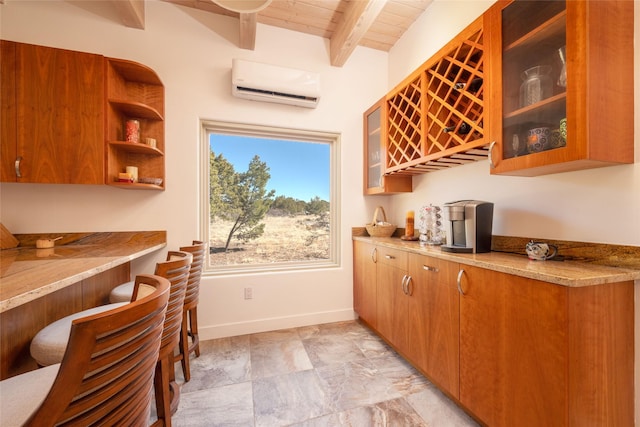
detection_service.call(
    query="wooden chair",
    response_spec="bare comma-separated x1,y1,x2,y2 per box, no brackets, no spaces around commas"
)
0,274,170,426
29,251,192,427
174,240,206,382
151,251,192,427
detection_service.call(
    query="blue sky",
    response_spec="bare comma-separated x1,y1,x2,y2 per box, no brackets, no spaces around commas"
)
210,134,330,202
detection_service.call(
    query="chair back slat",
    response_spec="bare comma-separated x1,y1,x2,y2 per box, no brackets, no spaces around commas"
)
180,240,206,310
25,274,170,426
155,250,192,358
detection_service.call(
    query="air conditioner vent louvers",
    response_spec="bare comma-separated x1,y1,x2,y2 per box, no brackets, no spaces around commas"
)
235,86,318,102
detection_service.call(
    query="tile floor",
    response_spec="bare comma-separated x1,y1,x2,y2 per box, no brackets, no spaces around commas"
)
171,320,479,426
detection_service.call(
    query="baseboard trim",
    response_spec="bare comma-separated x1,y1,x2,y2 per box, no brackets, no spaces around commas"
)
199,309,357,340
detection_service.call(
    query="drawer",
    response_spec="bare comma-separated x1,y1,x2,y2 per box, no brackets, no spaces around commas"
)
376,246,407,269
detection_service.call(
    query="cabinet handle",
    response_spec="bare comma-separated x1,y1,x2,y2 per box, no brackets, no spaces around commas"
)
15,156,23,178
371,248,377,263
423,265,439,273
385,255,395,260
457,269,466,295
401,275,408,295
405,275,413,296
488,141,497,169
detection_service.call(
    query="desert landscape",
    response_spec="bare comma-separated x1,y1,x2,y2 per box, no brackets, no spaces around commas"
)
208,214,330,266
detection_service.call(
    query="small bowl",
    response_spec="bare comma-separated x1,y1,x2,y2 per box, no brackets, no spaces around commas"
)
527,127,551,153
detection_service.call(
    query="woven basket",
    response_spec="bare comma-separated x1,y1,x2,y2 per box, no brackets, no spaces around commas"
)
365,206,397,237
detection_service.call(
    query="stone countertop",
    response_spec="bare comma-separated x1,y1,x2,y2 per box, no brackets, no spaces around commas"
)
353,236,640,287
0,231,167,313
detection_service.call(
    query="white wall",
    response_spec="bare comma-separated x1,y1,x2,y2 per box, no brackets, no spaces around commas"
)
386,0,640,423
0,1,387,335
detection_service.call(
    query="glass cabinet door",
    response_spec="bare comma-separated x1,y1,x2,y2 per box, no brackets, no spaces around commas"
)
500,0,567,160
365,105,383,190
363,98,412,195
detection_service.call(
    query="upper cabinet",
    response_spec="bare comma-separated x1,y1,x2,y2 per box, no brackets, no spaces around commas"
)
363,16,490,194
363,0,634,188
363,97,411,195
0,41,165,189
486,0,634,176
105,58,165,190
386,16,489,176
1,41,104,184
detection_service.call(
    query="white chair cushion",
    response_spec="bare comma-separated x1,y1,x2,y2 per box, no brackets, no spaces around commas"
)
30,303,127,367
0,363,60,427
109,280,134,303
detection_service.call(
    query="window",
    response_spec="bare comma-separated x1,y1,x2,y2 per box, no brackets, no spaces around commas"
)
200,120,340,274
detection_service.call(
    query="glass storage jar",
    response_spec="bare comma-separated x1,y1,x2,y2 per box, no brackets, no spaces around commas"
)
519,65,553,108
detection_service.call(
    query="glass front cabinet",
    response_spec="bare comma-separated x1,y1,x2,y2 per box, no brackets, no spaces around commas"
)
487,0,634,176
363,98,412,195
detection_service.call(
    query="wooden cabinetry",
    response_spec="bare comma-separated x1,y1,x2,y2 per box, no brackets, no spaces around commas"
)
458,265,633,427
353,241,634,426
486,0,634,176
372,246,460,397
386,16,489,176
0,41,104,184
375,246,408,346
352,240,378,328
105,58,165,190
407,253,459,397
363,98,411,195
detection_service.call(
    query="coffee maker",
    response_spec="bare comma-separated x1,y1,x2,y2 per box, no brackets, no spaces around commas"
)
441,200,494,253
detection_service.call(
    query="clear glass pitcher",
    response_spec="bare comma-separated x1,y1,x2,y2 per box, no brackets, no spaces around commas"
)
519,65,553,107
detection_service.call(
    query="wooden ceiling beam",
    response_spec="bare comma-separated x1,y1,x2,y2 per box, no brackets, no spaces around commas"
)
111,0,146,30
329,0,387,67
239,12,258,50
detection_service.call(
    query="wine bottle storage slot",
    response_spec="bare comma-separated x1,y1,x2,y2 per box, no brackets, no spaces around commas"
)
380,16,489,177
425,26,484,157
387,74,424,168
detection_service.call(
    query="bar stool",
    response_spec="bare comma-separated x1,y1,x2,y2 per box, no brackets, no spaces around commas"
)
110,240,207,383
1,274,170,426
174,240,206,382
30,251,192,427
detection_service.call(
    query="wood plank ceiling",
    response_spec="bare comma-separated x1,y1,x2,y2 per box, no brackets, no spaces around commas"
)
108,0,433,66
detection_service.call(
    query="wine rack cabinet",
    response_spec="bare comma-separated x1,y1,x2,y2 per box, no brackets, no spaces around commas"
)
384,15,490,177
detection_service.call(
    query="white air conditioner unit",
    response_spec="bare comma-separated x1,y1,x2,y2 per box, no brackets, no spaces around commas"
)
231,59,320,108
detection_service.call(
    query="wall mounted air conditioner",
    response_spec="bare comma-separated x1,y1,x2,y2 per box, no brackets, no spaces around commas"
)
231,59,320,108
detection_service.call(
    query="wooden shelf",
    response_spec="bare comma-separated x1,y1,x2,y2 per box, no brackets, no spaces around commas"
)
108,140,164,156
106,58,165,191
108,182,164,190
108,99,163,121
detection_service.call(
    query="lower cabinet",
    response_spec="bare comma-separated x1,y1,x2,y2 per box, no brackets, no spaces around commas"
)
353,240,378,328
407,253,460,397
353,242,634,427
375,246,408,348
459,265,568,426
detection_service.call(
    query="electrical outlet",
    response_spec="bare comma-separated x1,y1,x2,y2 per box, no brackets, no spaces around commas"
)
244,287,253,300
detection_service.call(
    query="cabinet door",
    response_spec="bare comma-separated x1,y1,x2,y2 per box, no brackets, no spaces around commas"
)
375,247,408,345
1,40,17,182
363,98,411,195
14,43,104,184
353,241,377,328
407,254,459,397
487,0,633,176
459,265,567,427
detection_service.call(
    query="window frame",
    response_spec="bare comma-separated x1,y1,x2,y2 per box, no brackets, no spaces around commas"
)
199,119,341,275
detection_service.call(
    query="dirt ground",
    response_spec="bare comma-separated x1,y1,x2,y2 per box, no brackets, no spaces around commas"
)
208,215,329,266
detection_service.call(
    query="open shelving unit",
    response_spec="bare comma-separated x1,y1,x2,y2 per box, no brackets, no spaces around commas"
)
105,58,165,190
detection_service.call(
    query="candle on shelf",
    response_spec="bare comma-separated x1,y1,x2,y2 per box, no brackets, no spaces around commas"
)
405,210,415,237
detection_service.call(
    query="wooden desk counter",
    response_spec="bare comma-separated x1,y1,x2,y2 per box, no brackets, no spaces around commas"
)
0,231,166,379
